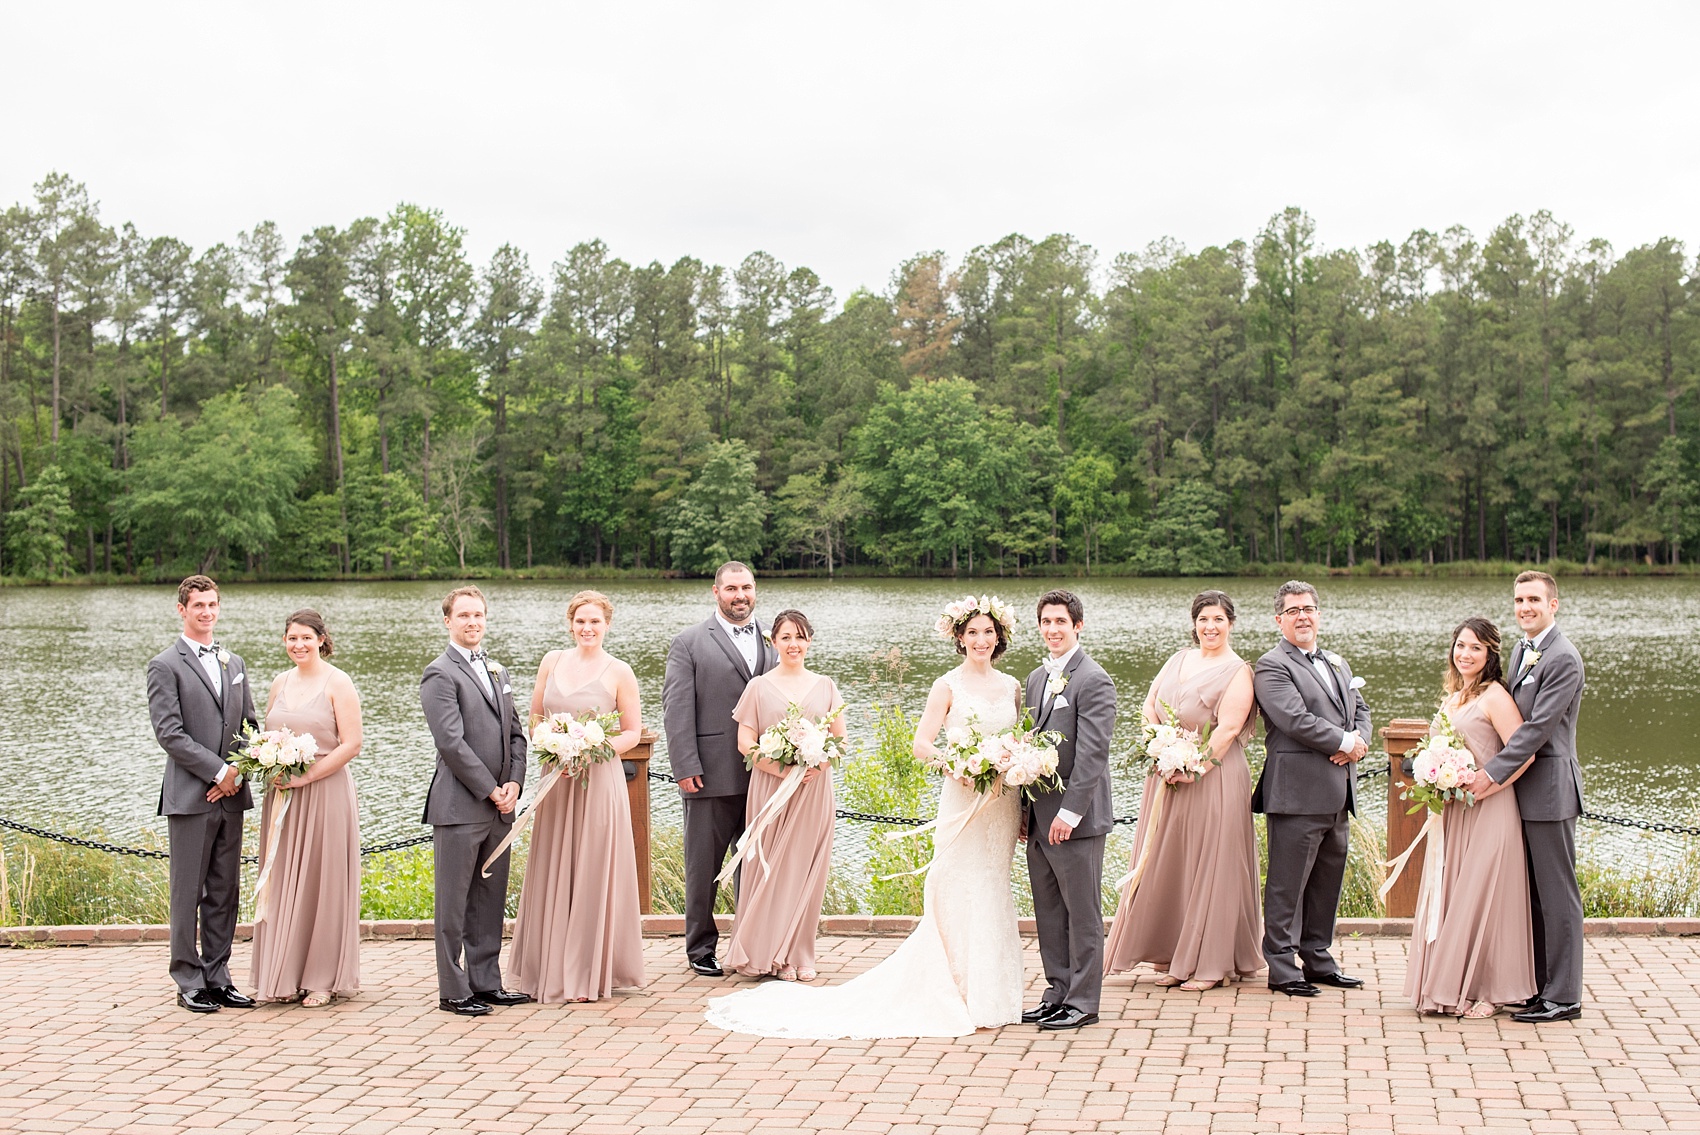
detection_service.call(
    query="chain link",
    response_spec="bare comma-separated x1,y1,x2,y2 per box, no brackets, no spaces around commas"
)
0,815,437,863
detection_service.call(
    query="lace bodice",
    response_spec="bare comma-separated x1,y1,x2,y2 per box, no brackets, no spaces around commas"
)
941,668,1021,736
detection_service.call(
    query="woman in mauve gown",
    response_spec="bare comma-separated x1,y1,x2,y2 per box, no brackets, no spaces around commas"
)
509,590,646,1004
250,609,363,1006
1403,616,1536,1018
1104,589,1263,990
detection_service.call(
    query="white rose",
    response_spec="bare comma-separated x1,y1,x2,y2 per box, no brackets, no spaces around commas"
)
582,721,606,746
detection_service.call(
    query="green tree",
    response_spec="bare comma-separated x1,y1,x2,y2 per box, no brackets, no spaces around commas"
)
5,463,75,576
665,439,767,574
1133,479,1235,575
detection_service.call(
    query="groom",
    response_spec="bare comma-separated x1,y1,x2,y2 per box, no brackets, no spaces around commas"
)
1475,570,1586,1023
146,574,257,1013
1023,589,1116,1031
1253,580,1372,997
420,585,530,1016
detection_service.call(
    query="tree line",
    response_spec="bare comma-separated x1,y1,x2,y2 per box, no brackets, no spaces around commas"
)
2,171,1696,580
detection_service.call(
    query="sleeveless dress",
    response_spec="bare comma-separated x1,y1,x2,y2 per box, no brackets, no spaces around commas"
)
719,673,842,977
1403,697,1536,1013
509,660,645,1003
1104,650,1264,983
249,671,361,1000
706,667,1024,1038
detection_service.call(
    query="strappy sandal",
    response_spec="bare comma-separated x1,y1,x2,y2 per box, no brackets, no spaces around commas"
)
796,969,817,982
301,991,332,1008
1461,1000,1496,1019
1179,979,1220,992
777,965,798,982
1152,974,1183,987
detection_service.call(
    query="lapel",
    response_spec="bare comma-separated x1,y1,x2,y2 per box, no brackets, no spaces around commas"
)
705,616,754,681
449,647,501,716
177,639,223,707
1036,649,1086,731
1510,628,1555,708
1283,639,1345,718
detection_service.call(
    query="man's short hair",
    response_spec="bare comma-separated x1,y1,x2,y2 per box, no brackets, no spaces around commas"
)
177,575,218,606
441,585,487,617
1515,570,1557,600
1036,589,1084,626
1274,580,1319,614
714,561,754,586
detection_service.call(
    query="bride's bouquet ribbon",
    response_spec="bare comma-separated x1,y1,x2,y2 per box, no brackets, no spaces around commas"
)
480,763,566,878
1379,809,1445,943
717,764,810,882
251,790,293,925
877,783,1006,880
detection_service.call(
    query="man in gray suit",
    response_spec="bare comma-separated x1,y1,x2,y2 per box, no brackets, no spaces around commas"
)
1476,570,1586,1023
1252,580,1372,997
146,574,258,1013
663,561,772,976
420,585,530,1016
1022,589,1116,1031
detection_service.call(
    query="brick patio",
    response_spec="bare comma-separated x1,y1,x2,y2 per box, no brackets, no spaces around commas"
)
2,932,1697,1134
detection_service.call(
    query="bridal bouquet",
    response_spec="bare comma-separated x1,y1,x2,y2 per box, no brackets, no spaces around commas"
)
531,710,622,779
235,722,317,791
748,702,849,771
932,711,1063,801
1137,701,1217,784
1401,711,1477,814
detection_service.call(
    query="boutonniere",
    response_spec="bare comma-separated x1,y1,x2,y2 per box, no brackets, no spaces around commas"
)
217,648,231,667
1322,650,1343,671
1519,648,1541,673
1046,670,1069,698
486,660,505,675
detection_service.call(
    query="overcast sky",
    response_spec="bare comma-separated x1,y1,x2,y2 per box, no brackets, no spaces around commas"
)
5,1,1696,298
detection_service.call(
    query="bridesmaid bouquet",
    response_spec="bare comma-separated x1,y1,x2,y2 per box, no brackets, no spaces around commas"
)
235,723,317,790
531,710,622,779
933,712,1063,801
748,702,849,771
1402,712,1477,814
1137,701,1217,784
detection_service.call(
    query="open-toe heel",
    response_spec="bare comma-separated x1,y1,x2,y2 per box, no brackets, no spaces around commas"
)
1462,1000,1497,1019
1179,979,1220,992
302,991,332,1008
1152,974,1183,987
778,965,797,982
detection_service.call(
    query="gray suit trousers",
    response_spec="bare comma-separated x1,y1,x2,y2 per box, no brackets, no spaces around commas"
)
1026,833,1105,1013
1262,810,1349,984
682,794,745,961
433,818,511,1000
166,810,244,993
1525,817,1584,1004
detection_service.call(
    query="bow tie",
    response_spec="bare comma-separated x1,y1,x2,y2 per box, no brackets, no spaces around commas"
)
469,648,490,663
731,624,755,636
1305,650,1325,664
1044,656,1067,674
197,643,221,658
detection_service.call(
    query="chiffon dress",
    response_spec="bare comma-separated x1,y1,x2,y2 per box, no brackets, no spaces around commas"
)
509,662,645,1003
1403,697,1536,1014
250,672,361,1000
718,673,842,978
1104,650,1264,984
706,667,1024,1038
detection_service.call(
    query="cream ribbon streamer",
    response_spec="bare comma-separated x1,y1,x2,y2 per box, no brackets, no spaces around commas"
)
1112,780,1171,896
716,764,811,883
877,783,1006,881
251,788,293,925
1379,809,1446,943
480,763,567,878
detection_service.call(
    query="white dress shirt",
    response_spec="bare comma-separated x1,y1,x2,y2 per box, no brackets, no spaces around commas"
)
183,635,234,787
452,641,495,697
1301,645,1358,756
1043,646,1084,830
716,611,761,672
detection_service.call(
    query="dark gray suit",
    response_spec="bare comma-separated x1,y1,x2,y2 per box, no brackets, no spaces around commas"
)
1023,648,1116,1014
146,638,257,994
1483,626,1586,1005
421,646,527,1000
662,615,772,962
1252,639,1371,985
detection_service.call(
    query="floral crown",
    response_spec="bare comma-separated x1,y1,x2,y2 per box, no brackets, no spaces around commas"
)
934,594,1017,641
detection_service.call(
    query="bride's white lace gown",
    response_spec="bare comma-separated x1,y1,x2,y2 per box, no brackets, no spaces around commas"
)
705,668,1024,1038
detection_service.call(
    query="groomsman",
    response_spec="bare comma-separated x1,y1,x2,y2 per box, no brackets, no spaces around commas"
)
1252,581,1372,997
420,585,531,1016
146,574,257,1012
1022,589,1116,1031
1476,570,1586,1023
663,561,772,977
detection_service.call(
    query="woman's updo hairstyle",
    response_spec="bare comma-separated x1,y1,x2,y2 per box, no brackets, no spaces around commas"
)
769,609,814,641
1189,589,1236,644
566,589,614,624
283,608,334,658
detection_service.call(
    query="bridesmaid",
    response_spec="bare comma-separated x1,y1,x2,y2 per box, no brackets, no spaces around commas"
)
510,590,645,1003
723,610,844,982
250,609,362,1006
1104,590,1263,990
1404,617,1536,1018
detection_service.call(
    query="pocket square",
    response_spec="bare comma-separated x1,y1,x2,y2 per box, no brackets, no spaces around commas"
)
502,685,512,695
1053,695,1070,709
1348,676,1365,690
231,673,244,685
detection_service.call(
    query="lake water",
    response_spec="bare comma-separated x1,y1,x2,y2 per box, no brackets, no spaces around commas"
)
4,577,1697,863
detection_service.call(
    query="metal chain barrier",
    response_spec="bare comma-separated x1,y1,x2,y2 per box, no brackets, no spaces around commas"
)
0,815,436,864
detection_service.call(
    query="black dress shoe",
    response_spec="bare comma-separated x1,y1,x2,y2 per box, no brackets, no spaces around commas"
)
1269,980,1319,997
473,988,532,1007
1304,971,1365,990
207,985,257,1008
1504,996,1542,1013
1037,1006,1099,1031
439,996,492,1016
1021,1002,1062,1024
689,955,724,977
178,989,221,1013
1511,999,1581,1023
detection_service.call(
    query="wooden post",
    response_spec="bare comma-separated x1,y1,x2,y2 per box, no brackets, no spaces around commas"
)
624,728,657,914
1381,718,1432,918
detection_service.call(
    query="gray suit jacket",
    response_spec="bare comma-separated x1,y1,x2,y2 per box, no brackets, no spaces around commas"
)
420,647,528,826
1483,627,1585,822
1024,649,1117,839
663,615,772,799
147,639,258,816
1252,639,1371,816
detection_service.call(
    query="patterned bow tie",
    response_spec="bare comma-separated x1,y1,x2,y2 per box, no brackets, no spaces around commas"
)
731,624,755,636
469,648,490,663
197,642,222,657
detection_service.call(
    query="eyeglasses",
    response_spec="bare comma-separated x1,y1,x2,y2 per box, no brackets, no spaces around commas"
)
1278,605,1319,617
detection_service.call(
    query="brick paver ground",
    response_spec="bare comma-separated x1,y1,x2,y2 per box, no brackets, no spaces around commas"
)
2,934,1697,1134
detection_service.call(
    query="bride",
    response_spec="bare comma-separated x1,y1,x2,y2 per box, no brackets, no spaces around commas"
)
705,595,1025,1038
